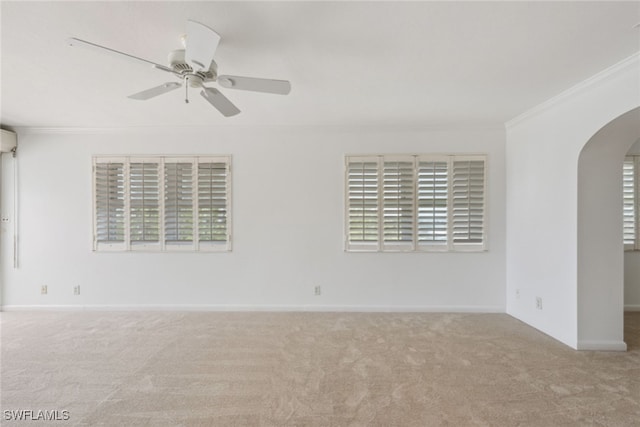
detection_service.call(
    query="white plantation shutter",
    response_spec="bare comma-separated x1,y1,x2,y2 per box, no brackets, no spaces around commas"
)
129,161,161,249
345,154,486,252
165,161,194,248
93,156,231,252
93,159,126,250
417,158,448,249
198,161,230,250
624,157,637,249
382,158,414,250
346,158,380,250
452,159,485,248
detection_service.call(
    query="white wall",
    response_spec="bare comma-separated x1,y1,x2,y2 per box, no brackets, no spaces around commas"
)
0,126,506,311
624,138,640,311
506,53,640,349
625,253,640,310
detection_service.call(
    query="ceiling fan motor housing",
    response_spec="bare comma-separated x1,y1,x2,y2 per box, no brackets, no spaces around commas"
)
168,49,217,83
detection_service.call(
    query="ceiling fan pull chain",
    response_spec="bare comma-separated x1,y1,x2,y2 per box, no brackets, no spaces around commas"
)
185,76,190,104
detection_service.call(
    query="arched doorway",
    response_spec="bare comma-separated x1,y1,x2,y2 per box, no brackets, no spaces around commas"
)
624,138,640,312
577,107,640,350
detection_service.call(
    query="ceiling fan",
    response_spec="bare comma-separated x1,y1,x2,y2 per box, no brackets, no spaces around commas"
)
67,20,291,117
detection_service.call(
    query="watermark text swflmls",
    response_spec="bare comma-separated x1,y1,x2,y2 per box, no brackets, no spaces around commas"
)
3,409,70,421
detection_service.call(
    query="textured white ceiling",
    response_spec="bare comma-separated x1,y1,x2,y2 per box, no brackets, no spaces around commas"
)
1,1,639,128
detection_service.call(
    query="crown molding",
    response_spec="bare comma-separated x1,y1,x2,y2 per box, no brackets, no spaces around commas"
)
11,122,505,136
506,52,640,130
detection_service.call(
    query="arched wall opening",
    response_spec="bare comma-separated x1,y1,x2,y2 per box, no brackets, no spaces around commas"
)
577,107,640,350
507,53,638,350
624,138,640,311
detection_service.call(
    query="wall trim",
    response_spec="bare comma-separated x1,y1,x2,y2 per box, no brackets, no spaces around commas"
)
11,123,506,136
576,340,628,352
506,52,640,129
0,304,504,313
625,305,640,312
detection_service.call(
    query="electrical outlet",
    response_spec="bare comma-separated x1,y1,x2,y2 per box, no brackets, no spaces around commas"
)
41,285,48,295
73,285,80,295
536,297,543,310
314,285,321,296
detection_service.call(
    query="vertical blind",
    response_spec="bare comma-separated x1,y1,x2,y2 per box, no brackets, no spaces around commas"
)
345,154,486,252
93,156,231,252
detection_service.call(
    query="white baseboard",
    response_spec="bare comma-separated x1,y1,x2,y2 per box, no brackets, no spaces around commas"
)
0,304,505,313
576,340,628,352
624,305,640,312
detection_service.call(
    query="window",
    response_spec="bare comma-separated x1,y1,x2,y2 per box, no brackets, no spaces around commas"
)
93,156,231,252
624,156,638,250
345,154,487,252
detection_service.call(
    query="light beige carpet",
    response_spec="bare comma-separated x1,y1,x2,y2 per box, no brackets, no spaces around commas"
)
1,311,639,426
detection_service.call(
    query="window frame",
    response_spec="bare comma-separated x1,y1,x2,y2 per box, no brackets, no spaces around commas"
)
92,155,232,253
344,153,488,253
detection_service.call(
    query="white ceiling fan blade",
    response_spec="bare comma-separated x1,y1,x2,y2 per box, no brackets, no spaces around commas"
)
217,75,291,95
185,20,221,72
200,87,240,117
67,37,178,75
128,82,182,100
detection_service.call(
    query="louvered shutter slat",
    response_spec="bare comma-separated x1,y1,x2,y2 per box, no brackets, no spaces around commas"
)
95,162,125,243
130,162,160,243
165,162,194,244
382,160,414,248
623,158,636,246
347,160,379,248
198,162,228,243
452,160,485,245
417,160,448,245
